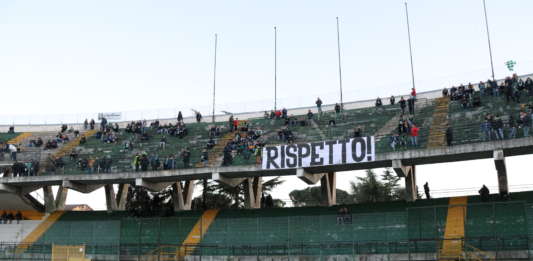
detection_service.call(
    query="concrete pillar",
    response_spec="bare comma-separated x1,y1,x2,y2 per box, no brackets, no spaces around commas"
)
320,172,336,206
116,184,130,211
54,186,68,211
105,184,118,211
171,181,195,211
404,166,417,202
245,177,262,209
494,150,509,196
43,186,56,213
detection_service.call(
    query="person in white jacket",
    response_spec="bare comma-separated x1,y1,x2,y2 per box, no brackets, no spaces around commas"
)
8,144,17,161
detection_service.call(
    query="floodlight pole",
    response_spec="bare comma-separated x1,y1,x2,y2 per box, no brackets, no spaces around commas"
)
404,2,416,91
274,26,278,111
211,33,218,123
336,17,344,109
482,0,496,81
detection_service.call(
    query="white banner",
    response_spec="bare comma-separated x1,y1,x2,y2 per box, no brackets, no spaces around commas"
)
98,112,122,121
261,137,375,170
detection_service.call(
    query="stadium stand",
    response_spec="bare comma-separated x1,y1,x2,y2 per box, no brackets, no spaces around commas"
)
0,74,532,178
1,192,532,260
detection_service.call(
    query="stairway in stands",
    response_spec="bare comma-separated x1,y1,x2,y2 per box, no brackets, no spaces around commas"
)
427,97,450,148
7,132,33,145
196,130,242,168
439,196,467,260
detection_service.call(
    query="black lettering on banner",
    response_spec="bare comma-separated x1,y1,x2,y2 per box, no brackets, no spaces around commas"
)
338,139,350,164
351,137,366,162
280,145,286,168
366,136,373,161
310,142,324,166
297,143,311,167
325,140,337,165
285,145,298,168
266,147,279,169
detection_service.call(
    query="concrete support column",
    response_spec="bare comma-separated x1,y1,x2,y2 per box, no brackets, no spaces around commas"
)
43,185,69,213
116,184,130,211
494,150,509,196
245,177,262,209
105,184,118,211
171,181,195,211
393,160,417,201
43,186,56,213
54,186,68,211
404,166,417,202
320,172,336,206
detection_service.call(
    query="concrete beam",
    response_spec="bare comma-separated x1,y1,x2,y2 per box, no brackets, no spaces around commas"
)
105,184,118,211
62,180,103,193
135,178,173,192
245,177,262,209
296,168,325,185
493,150,509,196
0,184,18,193
171,181,195,211
212,172,245,187
116,184,130,211
320,172,336,206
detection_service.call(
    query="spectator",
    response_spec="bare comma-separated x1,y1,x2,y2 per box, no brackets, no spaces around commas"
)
446,125,453,146
520,111,530,137
181,148,191,168
375,97,382,107
334,103,341,115
83,119,88,130
390,95,395,105
307,110,314,120
315,97,323,114
508,115,517,139
15,211,22,224
159,136,167,150
479,185,490,202
196,112,202,123
399,97,406,114
200,149,209,166
8,144,17,161
411,87,417,99
177,111,183,123
407,96,415,115
410,124,419,146
442,88,448,97
423,182,431,199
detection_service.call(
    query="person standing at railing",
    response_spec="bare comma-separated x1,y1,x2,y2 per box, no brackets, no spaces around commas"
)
519,111,530,137
410,125,419,146
446,125,453,146
315,97,323,114
399,97,406,114
508,115,517,139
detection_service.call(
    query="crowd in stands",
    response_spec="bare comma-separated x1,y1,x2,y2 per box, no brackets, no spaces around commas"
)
384,91,420,150
0,211,23,224
444,74,533,143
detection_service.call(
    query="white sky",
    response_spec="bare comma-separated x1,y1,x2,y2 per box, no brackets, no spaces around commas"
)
3,0,532,209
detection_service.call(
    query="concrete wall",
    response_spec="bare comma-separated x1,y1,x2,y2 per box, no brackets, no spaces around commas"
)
0,220,42,243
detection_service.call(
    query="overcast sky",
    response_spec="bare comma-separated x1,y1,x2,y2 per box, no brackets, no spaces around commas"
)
2,0,533,209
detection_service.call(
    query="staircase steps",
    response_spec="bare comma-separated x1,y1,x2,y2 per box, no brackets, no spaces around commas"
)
439,196,467,260
7,132,33,145
428,97,450,148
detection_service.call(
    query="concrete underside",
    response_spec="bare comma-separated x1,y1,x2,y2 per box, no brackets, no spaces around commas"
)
0,191,43,211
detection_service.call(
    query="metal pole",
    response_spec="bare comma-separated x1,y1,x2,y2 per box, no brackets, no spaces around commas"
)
274,26,277,111
482,0,496,81
336,17,344,109
404,2,416,91
211,33,218,123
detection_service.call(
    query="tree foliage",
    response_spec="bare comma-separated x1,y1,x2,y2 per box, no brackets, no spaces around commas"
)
350,169,406,203
289,186,352,207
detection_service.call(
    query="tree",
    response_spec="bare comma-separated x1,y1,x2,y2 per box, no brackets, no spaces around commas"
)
350,169,406,203
125,185,174,217
289,186,352,207
193,177,285,209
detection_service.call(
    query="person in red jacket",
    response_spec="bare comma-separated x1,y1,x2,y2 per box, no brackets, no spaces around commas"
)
233,118,239,131
411,87,417,99
410,124,419,146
